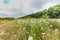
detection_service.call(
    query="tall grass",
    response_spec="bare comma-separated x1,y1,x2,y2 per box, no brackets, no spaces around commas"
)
0,19,60,40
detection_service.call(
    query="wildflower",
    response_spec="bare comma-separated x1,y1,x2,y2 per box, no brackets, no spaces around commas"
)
34,34,36,36
41,27,44,30
39,20,41,22
42,33,45,35
23,27,25,30
55,28,58,31
50,25,53,27
27,32,29,34
28,35,33,40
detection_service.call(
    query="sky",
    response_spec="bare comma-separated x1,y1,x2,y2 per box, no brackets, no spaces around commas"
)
0,0,60,18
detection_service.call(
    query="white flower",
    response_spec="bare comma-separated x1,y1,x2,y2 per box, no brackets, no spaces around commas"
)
23,27,25,30
0,31,6,35
50,25,53,27
55,28,58,31
34,34,36,36
28,35,33,40
49,29,50,31
42,33,45,35
27,32,29,34
41,27,44,30
39,20,41,22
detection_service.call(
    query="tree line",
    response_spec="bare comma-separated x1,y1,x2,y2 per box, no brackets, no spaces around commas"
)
20,4,60,18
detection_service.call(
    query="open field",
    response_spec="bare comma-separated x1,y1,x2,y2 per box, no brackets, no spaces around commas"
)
0,19,60,40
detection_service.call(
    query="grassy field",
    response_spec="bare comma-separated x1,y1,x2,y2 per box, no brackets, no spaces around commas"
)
0,19,60,40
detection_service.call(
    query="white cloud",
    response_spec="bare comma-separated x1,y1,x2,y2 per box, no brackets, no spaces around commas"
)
0,0,33,9
0,0,33,17
42,2,58,9
0,0,60,17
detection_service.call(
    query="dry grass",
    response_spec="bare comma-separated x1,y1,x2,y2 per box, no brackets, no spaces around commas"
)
0,19,59,40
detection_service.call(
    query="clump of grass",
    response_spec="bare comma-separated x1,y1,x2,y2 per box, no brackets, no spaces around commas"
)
0,19,60,40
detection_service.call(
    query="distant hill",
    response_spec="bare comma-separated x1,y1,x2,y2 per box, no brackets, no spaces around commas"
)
20,4,60,18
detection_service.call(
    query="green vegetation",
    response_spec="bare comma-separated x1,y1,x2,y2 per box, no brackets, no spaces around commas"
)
0,4,60,40
20,4,60,18
0,19,60,40
0,17,15,20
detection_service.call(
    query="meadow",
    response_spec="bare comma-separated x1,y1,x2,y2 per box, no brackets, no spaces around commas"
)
0,19,60,40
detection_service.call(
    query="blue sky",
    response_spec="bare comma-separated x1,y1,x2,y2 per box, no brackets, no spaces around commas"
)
0,0,60,18
4,0,9,4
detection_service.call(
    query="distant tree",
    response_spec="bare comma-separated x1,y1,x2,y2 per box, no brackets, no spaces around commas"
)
41,9,49,18
20,4,60,19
